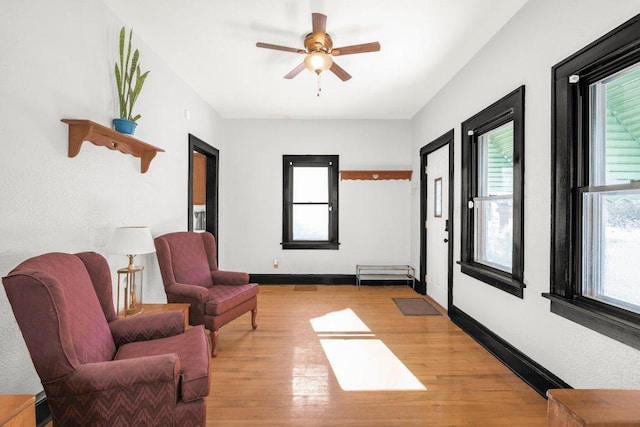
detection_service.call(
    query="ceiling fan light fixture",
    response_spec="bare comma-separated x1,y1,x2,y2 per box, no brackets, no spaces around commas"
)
304,51,333,74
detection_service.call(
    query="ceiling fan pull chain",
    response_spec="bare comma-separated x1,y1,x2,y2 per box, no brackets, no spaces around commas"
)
317,73,322,97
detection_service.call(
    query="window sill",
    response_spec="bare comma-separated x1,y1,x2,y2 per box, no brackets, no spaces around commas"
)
542,293,640,351
281,241,340,250
459,261,524,298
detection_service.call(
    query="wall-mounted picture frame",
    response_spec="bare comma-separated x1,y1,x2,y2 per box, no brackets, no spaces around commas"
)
434,177,442,217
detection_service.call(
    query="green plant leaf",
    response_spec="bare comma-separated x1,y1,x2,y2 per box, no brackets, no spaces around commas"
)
125,29,132,76
115,63,125,118
130,50,139,76
114,26,149,121
115,64,121,89
131,114,141,122
118,27,125,85
123,29,133,117
126,50,140,119
130,69,149,107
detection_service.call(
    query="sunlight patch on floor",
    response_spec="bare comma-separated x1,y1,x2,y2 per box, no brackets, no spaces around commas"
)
310,308,371,333
320,339,426,391
310,308,427,392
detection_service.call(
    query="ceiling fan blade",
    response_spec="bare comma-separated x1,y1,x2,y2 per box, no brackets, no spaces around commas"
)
256,42,305,54
284,63,306,79
332,42,381,56
312,13,327,34
329,62,352,81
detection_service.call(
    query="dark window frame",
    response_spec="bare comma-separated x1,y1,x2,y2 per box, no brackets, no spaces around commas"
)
460,86,525,298
282,155,339,250
545,14,640,350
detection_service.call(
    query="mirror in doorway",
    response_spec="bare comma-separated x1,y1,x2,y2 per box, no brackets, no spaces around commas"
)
188,133,219,240
192,151,207,232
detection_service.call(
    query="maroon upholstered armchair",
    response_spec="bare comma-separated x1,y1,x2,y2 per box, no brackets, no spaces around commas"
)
2,252,210,426
154,231,258,357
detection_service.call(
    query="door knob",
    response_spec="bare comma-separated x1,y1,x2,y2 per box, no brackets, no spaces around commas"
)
443,238,449,243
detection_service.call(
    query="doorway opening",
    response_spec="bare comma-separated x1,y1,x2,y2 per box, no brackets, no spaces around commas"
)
188,134,219,242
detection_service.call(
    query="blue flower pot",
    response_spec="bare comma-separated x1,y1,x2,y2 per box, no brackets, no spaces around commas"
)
113,118,137,135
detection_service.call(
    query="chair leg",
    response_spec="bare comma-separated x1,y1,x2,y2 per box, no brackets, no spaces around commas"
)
251,308,258,330
210,329,219,358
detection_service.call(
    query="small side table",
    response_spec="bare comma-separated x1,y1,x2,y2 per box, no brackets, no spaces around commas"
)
139,303,190,329
0,394,35,426
547,389,640,426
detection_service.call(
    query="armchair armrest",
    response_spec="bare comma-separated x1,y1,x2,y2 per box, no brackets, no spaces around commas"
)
44,355,181,424
110,311,185,347
51,354,180,395
211,270,249,286
166,282,210,301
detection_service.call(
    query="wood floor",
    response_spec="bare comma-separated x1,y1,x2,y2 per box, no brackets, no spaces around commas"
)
207,285,547,426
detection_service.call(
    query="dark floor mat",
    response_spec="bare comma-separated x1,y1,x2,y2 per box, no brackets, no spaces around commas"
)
393,298,441,316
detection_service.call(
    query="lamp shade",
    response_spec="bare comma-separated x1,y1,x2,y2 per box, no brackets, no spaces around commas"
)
304,52,333,73
108,226,155,255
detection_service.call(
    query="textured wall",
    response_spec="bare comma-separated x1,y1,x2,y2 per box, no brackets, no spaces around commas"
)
0,0,224,394
410,0,640,388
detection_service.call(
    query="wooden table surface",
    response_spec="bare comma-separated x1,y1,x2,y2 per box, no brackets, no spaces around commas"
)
0,394,35,426
139,303,190,329
548,389,640,426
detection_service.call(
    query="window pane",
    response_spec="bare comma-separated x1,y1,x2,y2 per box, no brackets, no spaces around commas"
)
582,189,640,313
293,167,328,203
475,121,514,273
478,121,514,196
473,196,513,272
293,204,329,240
590,63,640,186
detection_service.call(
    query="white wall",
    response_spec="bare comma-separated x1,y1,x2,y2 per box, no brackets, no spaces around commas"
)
410,0,640,388
5,0,638,400
0,0,225,394
220,119,412,274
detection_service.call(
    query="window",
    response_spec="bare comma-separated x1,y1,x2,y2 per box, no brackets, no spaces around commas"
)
461,86,525,297
282,155,339,249
548,14,640,350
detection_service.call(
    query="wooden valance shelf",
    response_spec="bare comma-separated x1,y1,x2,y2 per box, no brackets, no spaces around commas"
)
340,170,412,181
61,119,164,173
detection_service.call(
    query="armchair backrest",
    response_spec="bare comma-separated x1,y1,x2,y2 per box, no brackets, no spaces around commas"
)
2,252,116,382
154,231,218,288
76,251,118,322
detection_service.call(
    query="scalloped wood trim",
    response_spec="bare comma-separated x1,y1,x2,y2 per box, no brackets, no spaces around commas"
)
340,170,412,181
62,119,164,173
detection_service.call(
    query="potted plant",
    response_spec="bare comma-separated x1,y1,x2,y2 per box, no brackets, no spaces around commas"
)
113,26,150,135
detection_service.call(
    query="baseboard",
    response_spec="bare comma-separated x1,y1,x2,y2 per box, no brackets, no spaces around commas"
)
35,390,51,427
449,305,571,397
249,274,355,285
250,274,418,286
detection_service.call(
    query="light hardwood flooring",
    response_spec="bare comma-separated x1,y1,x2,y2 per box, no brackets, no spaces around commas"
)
207,285,547,426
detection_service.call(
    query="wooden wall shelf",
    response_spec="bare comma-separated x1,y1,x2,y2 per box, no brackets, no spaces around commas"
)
61,119,164,173
340,170,412,181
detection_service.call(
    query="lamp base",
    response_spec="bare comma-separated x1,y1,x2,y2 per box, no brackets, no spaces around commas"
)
124,306,144,317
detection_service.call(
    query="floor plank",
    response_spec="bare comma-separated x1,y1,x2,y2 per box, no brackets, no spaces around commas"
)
207,285,547,426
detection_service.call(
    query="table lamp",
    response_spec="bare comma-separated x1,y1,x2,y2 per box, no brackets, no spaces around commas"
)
108,226,155,316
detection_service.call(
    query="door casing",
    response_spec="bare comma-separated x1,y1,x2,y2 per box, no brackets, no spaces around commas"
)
419,130,454,311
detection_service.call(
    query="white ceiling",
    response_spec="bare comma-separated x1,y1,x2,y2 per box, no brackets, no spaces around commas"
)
103,0,528,120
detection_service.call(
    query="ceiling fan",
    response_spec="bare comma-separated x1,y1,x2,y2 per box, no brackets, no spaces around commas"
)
256,12,381,82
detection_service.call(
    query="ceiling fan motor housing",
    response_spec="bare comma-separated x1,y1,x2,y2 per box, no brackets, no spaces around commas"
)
305,32,333,53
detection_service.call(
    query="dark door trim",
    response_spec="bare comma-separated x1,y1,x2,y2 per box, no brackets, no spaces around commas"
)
419,129,454,310
188,134,219,242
